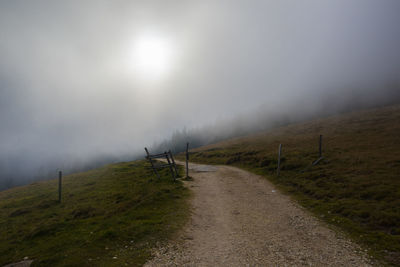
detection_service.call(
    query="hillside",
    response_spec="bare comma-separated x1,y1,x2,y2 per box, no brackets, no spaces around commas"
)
183,105,400,265
0,161,190,266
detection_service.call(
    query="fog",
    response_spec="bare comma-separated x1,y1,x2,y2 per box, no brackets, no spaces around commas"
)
1,1,400,189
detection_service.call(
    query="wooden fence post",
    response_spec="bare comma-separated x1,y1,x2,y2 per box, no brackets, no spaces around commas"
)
277,144,282,176
145,147,160,179
186,142,189,178
312,135,324,166
165,152,176,180
58,171,62,203
319,135,323,158
168,150,179,177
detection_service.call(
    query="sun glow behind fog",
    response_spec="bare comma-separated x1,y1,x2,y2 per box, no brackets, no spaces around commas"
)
130,33,174,81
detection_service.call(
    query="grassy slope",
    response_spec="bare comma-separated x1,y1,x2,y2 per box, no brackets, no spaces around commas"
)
181,105,400,265
0,160,190,266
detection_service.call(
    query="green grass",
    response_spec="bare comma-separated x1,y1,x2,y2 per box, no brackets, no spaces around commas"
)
178,105,400,266
0,160,190,266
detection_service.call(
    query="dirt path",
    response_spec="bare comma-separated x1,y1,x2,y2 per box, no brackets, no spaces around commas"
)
145,162,372,266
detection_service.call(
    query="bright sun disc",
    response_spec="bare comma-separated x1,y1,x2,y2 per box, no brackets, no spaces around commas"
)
131,34,173,80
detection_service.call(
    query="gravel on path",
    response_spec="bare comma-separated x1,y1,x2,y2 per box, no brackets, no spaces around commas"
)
145,162,373,266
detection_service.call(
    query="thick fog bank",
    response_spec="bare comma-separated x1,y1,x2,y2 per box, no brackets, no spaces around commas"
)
1,0,400,190
152,86,400,155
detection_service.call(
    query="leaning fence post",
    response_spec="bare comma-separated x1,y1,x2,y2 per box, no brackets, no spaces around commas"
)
319,135,323,158
58,171,62,203
186,142,189,178
165,152,176,180
145,147,160,179
277,144,282,176
168,150,179,177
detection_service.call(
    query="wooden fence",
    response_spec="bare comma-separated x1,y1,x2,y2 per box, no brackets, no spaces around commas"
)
144,147,178,180
277,135,325,176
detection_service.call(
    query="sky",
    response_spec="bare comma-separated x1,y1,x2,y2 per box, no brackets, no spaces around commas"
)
1,0,400,188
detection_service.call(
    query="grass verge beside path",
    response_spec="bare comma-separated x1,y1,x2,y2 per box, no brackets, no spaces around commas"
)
178,105,400,266
0,160,190,266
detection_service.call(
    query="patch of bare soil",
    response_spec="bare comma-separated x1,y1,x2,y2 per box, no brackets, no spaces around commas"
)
145,162,373,266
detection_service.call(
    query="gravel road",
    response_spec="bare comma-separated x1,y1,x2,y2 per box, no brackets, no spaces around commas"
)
145,162,373,266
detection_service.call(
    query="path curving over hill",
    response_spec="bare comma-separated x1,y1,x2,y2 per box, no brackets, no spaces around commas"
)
145,162,372,266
